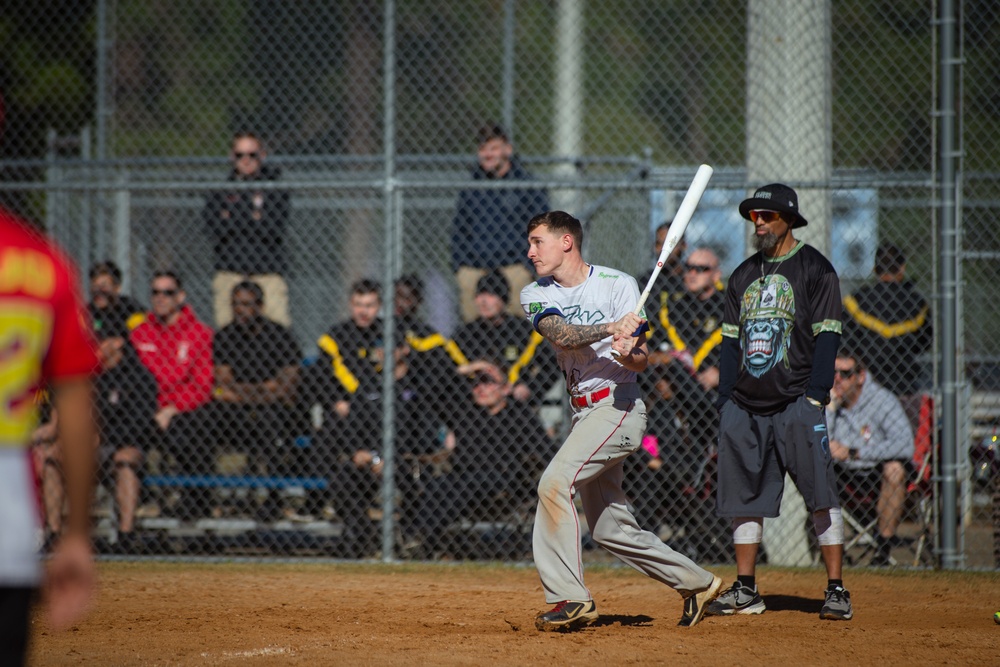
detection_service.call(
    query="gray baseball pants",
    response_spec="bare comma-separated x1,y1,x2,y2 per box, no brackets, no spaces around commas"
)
533,389,715,604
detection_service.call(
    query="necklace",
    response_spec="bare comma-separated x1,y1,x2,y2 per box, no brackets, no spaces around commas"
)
759,252,789,286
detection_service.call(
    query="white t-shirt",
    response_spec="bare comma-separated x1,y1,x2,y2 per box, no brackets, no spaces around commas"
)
521,264,646,395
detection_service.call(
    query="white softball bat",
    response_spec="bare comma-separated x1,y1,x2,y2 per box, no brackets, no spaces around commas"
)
611,163,714,357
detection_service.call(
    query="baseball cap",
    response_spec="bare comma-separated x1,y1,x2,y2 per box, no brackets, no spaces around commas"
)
476,269,510,304
738,183,809,228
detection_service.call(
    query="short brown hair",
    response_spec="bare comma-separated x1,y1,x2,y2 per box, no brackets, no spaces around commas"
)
527,210,583,250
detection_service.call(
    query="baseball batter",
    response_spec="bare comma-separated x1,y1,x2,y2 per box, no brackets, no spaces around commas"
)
521,210,722,632
708,183,852,622
0,208,99,664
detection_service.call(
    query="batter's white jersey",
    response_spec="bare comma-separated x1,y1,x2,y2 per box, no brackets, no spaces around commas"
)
521,264,647,395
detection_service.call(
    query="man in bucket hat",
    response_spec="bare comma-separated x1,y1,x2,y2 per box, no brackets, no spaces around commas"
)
707,183,853,621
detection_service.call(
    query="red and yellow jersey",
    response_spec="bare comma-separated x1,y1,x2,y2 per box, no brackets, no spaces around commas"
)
0,210,98,448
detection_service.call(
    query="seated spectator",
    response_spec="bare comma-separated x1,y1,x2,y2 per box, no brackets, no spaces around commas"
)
453,269,559,405
315,278,385,427
393,273,466,371
30,394,62,550
311,278,399,524
414,359,552,558
94,321,159,550
88,260,146,337
828,349,914,566
200,280,301,519
31,320,158,553
130,270,214,520
334,337,460,557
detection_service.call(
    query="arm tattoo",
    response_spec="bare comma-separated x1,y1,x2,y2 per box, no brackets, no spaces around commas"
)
537,315,611,349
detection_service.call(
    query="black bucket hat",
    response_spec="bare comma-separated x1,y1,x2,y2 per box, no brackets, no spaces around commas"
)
738,183,808,228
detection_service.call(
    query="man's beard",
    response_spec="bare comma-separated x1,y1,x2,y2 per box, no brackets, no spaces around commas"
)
753,231,780,253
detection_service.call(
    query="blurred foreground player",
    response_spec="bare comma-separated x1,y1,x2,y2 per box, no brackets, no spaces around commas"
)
0,209,99,665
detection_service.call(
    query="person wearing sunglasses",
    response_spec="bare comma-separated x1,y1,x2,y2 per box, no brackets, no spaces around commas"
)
709,183,852,621
130,271,214,520
202,131,291,329
827,350,914,566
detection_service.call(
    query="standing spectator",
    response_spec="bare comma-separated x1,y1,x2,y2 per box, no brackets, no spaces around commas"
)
0,208,98,662
130,271,214,519
827,350,913,566
842,242,932,429
522,210,722,632
203,131,291,327
414,359,552,557
451,123,549,322
453,269,559,405
203,281,301,519
708,184,850,621
88,260,146,338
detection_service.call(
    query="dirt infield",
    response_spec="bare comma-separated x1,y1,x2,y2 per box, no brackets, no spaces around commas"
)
29,561,1000,666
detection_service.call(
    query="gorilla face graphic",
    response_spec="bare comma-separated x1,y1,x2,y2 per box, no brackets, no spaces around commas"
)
743,316,791,377
740,276,795,378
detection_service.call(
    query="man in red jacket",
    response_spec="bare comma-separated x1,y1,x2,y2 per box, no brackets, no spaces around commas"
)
131,270,214,519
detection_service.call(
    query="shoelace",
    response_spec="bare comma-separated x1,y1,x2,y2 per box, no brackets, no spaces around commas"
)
548,601,569,614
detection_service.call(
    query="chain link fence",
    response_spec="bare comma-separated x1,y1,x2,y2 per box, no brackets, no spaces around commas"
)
3,1,999,569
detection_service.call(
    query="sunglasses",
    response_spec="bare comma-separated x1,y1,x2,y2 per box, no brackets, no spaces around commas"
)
750,209,781,223
834,366,859,379
233,151,260,160
231,299,260,308
151,288,178,297
684,263,714,273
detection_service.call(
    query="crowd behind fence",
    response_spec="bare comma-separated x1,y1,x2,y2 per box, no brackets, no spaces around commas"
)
9,159,996,569
3,0,1000,569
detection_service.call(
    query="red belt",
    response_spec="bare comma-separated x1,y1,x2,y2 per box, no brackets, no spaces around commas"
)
570,386,611,409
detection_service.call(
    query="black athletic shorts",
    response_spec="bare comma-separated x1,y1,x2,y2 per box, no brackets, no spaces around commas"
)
716,394,840,518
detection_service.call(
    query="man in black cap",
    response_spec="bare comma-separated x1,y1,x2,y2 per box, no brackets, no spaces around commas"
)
451,124,549,322
453,269,559,405
707,183,852,622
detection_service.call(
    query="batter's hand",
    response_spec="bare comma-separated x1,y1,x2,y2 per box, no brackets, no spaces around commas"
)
612,334,637,357
612,312,645,342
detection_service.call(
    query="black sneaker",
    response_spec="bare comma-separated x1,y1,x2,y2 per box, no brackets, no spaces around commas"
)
678,575,723,627
820,585,853,621
706,580,766,616
535,600,598,632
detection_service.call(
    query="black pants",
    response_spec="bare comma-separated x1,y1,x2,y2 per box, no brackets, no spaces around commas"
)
0,587,35,667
